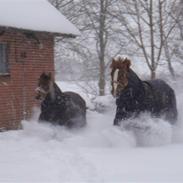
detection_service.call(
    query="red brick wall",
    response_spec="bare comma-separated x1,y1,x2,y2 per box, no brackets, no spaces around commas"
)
0,28,54,130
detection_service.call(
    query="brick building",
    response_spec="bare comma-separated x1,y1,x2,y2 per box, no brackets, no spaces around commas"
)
0,0,79,130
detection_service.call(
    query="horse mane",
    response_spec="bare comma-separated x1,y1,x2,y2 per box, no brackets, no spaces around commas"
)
49,82,64,101
128,68,143,88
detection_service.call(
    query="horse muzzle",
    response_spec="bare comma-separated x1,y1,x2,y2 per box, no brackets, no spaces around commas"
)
111,81,120,97
35,87,47,101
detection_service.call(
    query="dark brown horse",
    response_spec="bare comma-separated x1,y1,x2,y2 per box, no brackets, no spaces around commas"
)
110,56,177,126
35,72,87,128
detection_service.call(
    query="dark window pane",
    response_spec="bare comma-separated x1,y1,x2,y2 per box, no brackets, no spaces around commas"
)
0,43,8,74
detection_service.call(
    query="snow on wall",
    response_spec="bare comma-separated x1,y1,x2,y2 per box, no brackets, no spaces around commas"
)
0,0,80,36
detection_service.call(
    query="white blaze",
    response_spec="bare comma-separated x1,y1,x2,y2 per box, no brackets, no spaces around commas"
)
113,69,119,96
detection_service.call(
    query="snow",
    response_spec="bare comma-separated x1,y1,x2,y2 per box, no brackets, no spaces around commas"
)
0,79,183,182
114,54,129,60
0,0,80,36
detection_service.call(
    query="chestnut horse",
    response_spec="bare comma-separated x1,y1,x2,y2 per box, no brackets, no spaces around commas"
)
110,56,177,126
35,72,87,128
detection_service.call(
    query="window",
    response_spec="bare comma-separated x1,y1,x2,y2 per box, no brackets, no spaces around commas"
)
0,43,9,74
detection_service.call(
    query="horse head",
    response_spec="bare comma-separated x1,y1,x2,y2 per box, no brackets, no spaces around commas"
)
110,56,131,97
35,72,53,101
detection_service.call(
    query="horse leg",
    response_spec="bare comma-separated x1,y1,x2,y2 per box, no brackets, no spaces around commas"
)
113,106,130,126
65,111,86,128
39,112,48,122
164,90,178,124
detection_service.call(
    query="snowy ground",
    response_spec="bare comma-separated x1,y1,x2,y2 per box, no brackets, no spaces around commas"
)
0,78,183,182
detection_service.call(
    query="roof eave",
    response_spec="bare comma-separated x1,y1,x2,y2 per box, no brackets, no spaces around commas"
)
0,26,79,38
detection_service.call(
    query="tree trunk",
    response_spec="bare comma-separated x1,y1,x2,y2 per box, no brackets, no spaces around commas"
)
167,59,175,78
151,70,156,80
99,66,105,95
164,40,175,78
149,0,156,80
98,0,106,96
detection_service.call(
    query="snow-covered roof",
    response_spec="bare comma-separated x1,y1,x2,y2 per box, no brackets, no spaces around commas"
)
0,0,80,36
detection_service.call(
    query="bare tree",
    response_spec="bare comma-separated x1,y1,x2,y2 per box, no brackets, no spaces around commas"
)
160,0,183,77
109,0,182,79
167,0,183,69
50,0,128,96
49,0,183,97
77,0,115,95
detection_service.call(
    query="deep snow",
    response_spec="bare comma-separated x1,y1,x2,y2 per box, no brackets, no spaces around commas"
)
0,79,183,182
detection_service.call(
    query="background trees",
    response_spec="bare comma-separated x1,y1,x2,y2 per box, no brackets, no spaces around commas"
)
49,0,183,95
109,0,183,79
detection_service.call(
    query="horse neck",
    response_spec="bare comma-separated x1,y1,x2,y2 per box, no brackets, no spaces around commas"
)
127,69,144,92
48,81,63,101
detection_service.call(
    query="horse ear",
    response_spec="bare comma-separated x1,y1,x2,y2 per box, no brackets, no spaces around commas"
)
40,72,46,77
123,59,131,70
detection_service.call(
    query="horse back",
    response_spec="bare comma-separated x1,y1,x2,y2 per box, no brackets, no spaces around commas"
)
144,79,175,101
145,79,172,91
64,91,86,111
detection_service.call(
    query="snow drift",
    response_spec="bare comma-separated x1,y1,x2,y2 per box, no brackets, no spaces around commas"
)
0,76,183,182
